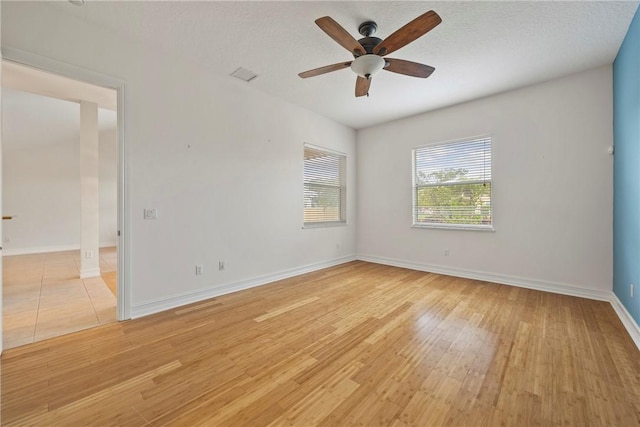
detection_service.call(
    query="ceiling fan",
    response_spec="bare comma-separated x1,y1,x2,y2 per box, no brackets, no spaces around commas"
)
298,11,442,97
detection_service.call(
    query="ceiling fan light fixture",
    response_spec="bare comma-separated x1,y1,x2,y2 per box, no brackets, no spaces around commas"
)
350,54,385,79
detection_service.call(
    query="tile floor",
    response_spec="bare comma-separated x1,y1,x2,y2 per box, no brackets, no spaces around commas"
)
3,247,117,349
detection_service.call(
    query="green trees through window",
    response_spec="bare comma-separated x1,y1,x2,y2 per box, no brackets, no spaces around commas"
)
413,137,492,228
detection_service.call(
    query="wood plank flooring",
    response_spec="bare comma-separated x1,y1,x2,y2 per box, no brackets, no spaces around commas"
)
2,261,639,426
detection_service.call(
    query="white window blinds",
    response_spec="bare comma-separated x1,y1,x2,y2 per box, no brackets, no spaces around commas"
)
304,144,346,225
413,136,492,229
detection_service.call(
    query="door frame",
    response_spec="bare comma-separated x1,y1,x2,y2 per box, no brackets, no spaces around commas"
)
1,47,131,320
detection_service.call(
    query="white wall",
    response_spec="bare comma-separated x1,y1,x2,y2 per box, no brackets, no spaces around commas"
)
1,2,357,315
357,66,613,294
2,128,117,254
3,139,80,252
99,129,117,247
1,1,4,356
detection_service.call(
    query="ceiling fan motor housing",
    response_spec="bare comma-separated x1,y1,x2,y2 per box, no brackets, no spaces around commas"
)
357,37,383,56
355,20,382,56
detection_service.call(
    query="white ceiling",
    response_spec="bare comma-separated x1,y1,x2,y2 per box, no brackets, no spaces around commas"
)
28,1,640,129
3,61,117,110
1,61,117,150
2,87,117,151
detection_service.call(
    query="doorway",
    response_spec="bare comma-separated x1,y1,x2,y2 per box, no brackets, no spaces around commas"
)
1,58,126,349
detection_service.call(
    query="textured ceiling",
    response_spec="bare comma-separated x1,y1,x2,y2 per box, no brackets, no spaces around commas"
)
27,1,640,129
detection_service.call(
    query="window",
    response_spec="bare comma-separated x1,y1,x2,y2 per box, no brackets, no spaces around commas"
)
413,136,492,229
303,144,346,226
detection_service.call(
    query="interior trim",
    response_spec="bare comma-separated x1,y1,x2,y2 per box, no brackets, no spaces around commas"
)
610,293,640,350
357,254,611,300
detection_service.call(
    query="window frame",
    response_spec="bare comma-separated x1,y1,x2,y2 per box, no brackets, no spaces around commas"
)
412,135,494,231
303,143,347,228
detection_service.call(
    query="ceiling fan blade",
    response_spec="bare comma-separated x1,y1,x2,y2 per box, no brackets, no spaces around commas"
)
298,62,352,79
316,16,366,57
355,76,371,97
373,10,442,56
384,58,435,78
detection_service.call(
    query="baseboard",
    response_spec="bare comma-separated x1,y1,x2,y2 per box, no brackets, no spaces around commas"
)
3,244,81,256
609,293,640,350
3,244,117,256
80,268,101,279
130,255,357,318
356,254,611,301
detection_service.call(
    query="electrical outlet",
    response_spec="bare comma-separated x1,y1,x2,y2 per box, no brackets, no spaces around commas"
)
85,250,93,259
631,284,634,299
195,265,203,275
218,261,225,271
143,208,158,219
444,249,450,256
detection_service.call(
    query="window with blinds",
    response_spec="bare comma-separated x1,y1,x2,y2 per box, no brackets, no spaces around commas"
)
413,136,492,229
303,144,346,226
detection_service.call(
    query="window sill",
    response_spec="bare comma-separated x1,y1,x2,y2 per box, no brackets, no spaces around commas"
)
412,223,495,232
303,221,347,229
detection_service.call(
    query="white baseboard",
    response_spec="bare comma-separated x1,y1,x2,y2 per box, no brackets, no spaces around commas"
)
80,268,101,279
3,243,117,257
609,293,640,350
130,255,357,318
357,254,611,301
3,244,81,256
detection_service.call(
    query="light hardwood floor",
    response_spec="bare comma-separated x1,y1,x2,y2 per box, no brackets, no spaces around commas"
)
2,247,117,349
2,261,639,426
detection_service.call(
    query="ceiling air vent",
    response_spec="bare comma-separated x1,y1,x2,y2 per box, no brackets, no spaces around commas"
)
230,67,258,82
